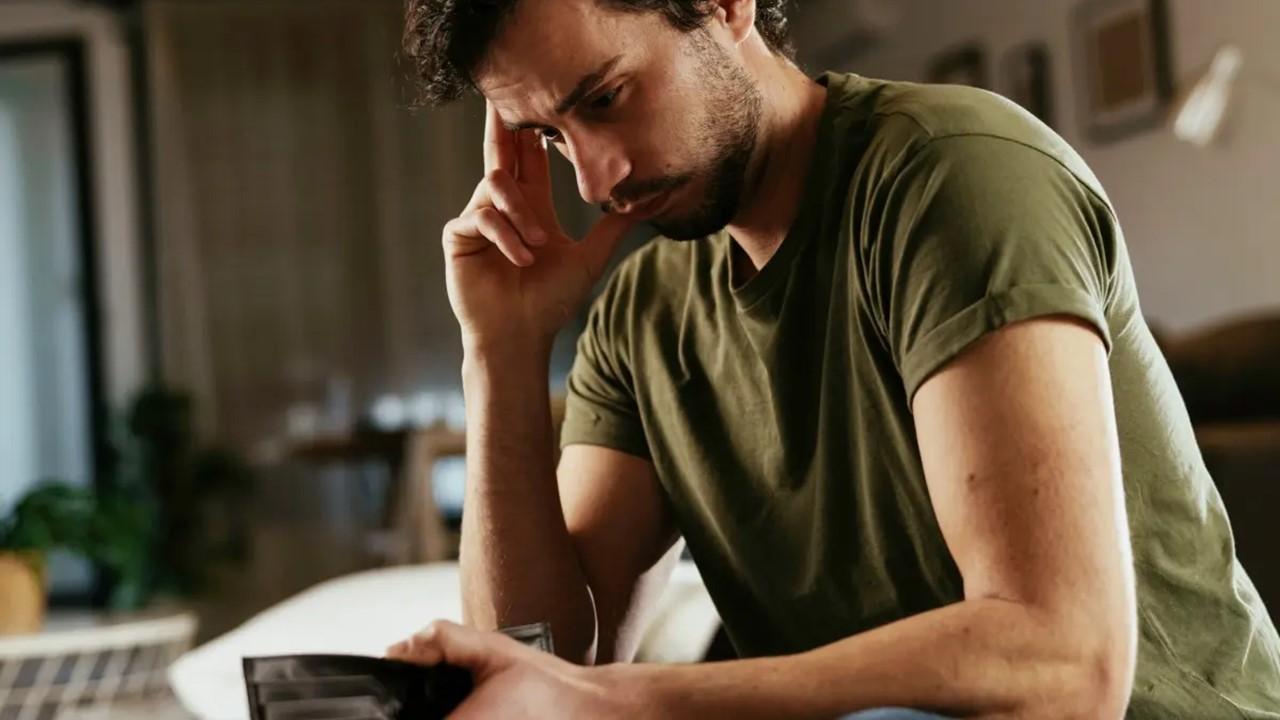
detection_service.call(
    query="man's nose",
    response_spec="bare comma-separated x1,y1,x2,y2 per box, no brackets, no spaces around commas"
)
566,134,630,206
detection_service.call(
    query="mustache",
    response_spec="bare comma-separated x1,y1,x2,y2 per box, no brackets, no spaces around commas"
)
601,174,691,215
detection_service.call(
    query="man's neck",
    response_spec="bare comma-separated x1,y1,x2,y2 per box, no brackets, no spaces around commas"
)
727,57,829,279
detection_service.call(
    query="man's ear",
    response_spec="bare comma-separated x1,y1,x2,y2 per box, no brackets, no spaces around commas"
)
710,0,757,46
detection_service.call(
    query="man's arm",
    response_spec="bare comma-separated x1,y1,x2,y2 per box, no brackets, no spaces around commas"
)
457,347,592,658
392,318,1137,719
443,100,678,664
460,349,679,665
391,316,1141,712
626,317,1137,718
558,444,682,663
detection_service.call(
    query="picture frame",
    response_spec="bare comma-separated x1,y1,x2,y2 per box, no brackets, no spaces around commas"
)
1073,0,1173,142
927,43,989,90
1002,42,1054,128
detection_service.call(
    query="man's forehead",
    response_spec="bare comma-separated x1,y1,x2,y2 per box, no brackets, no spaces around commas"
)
477,0,643,119
483,52,623,130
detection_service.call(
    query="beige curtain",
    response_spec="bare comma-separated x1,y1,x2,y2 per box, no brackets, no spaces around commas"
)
146,0,492,448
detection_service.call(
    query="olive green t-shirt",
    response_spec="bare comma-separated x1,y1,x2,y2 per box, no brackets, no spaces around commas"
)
561,73,1280,717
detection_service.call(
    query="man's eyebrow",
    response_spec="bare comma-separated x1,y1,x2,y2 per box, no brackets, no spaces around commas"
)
502,55,623,131
554,55,622,114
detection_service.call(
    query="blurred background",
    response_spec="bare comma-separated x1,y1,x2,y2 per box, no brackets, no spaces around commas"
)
0,0,1276,717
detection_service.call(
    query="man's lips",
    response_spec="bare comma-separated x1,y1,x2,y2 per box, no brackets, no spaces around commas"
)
616,190,671,220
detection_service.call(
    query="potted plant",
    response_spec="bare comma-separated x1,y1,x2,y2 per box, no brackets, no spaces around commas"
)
0,385,254,635
0,483,100,634
110,385,254,604
0,550,44,635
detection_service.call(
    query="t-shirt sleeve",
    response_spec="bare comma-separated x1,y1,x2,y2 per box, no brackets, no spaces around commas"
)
559,276,651,459
862,134,1117,404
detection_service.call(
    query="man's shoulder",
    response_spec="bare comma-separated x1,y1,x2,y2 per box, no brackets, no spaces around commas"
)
827,73,1110,211
837,74,1058,150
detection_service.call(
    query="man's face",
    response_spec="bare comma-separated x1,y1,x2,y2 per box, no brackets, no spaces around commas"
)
477,0,763,240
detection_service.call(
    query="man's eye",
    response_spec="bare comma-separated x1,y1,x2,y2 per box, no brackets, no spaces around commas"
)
538,127,562,142
591,87,620,110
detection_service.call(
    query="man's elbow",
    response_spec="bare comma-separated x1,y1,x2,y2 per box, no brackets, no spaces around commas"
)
1082,640,1135,718
1012,595,1136,718
1062,623,1136,719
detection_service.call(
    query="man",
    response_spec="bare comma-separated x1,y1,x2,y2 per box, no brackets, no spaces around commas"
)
386,0,1280,717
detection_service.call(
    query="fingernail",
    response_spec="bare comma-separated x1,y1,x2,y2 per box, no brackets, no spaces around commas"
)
527,230,547,247
518,248,535,265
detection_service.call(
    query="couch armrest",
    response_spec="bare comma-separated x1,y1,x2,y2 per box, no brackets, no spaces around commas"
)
1197,421,1280,625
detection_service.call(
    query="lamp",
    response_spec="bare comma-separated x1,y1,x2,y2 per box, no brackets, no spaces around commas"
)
1171,45,1279,147
1171,46,1243,147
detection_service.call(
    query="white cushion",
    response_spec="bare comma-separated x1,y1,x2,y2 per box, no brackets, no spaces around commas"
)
168,561,718,720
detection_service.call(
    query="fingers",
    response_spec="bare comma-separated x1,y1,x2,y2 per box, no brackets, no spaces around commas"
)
514,129,560,230
515,129,550,190
384,620,509,674
385,627,444,667
484,101,516,174
578,212,635,282
445,207,534,266
465,168,547,247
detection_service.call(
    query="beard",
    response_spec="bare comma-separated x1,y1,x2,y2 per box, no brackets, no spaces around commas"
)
605,31,763,241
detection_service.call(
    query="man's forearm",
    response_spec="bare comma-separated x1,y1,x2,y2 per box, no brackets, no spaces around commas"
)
458,343,596,662
631,597,1133,719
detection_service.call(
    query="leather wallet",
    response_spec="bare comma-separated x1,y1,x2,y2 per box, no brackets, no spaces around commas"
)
242,622,554,720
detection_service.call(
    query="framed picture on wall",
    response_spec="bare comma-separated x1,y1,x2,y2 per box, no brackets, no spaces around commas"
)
1003,42,1054,128
1073,0,1173,142
927,43,990,90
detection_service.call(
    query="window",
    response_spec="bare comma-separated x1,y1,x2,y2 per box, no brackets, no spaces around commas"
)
0,40,105,600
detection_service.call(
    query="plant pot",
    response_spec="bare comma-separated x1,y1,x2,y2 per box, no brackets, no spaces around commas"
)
0,551,46,635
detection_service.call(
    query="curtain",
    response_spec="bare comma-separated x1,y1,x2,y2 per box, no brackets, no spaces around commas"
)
146,0,505,449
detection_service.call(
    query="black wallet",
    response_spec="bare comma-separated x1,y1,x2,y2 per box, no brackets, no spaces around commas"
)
242,622,554,720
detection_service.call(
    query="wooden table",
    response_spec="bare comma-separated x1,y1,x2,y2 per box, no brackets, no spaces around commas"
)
285,426,465,564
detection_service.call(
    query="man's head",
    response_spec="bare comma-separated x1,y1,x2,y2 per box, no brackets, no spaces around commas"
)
404,0,795,240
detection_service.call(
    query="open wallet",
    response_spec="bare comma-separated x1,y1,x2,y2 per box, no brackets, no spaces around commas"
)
242,622,555,720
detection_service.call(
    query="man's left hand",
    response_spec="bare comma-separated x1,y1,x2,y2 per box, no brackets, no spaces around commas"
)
386,620,651,719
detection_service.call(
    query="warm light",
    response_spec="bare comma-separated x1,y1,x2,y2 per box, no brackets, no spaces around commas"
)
1172,45,1244,147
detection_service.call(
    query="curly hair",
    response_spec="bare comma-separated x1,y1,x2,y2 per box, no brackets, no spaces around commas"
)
403,0,795,106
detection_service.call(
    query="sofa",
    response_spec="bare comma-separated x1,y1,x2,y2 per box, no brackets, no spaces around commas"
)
1156,313,1280,625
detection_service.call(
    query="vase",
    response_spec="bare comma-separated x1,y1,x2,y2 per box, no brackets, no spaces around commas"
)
0,551,46,635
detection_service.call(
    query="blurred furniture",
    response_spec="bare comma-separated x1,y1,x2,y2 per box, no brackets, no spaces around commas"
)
389,395,568,565
1159,313,1280,624
0,609,197,719
167,561,717,720
286,431,407,477
395,428,465,565
286,425,465,566
286,428,414,563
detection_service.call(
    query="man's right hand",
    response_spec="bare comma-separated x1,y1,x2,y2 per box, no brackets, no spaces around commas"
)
442,102,634,352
